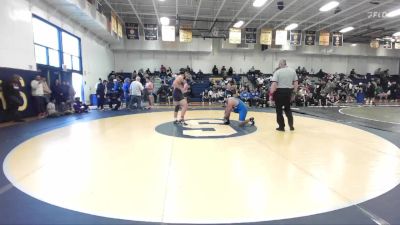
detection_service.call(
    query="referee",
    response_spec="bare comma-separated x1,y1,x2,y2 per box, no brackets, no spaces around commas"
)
269,59,298,131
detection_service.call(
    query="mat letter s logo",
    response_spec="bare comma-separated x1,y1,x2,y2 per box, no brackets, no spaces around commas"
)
182,120,237,137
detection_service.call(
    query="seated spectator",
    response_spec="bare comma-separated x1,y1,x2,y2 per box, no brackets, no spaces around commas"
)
249,89,260,107
47,98,62,117
157,81,170,104
350,68,356,75
239,89,250,104
73,97,89,113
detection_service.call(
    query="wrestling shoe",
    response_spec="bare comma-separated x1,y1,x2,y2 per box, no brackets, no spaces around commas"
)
223,118,230,125
249,117,255,126
179,120,188,126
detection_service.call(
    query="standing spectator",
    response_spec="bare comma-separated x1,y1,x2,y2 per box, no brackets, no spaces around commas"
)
61,81,70,110
31,75,46,118
129,76,144,110
228,67,233,76
212,65,219,76
122,78,131,108
269,59,298,131
160,65,167,74
52,79,64,111
221,66,227,75
145,77,154,109
3,75,24,122
96,80,107,110
109,79,122,111
42,77,52,104
67,81,76,103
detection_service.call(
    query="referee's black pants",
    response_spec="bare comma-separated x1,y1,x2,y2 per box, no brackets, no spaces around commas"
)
275,88,294,129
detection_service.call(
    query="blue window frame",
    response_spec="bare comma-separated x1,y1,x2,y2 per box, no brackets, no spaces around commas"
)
32,15,82,73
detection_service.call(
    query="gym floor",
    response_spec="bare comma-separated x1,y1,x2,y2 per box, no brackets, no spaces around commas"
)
0,105,399,225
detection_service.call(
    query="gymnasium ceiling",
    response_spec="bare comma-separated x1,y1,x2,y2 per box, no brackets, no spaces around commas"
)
100,0,400,43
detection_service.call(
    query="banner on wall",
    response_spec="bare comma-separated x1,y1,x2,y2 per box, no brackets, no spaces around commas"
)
245,28,257,44
229,28,241,44
383,38,392,49
305,31,316,46
144,24,158,40
179,27,192,43
260,29,272,45
332,32,343,47
117,22,123,38
290,30,302,46
319,32,330,46
395,42,400,49
275,30,287,45
370,40,380,49
111,13,117,34
161,25,175,42
126,23,139,40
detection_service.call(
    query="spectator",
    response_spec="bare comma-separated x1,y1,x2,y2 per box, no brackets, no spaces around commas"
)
52,79,64,111
31,75,46,118
73,97,89,113
47,98,62,117
108,79,122,111
122,78,131,108
96,80,107,110
42,77,52,104
129,76,144,110
145,77,154,109
221,66,227,75
160,65,166,74
212,65,219,76
228,67,233,76
3,75,24,122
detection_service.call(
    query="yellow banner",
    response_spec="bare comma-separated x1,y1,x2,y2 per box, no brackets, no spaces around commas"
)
179,28,192,43
229,28,241,44
117,22,123,38
111,13,117,34
260,29,272,45
370,40,380,49
319,32,330,46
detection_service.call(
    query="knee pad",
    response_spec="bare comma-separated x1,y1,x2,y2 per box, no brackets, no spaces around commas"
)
174,105,180,112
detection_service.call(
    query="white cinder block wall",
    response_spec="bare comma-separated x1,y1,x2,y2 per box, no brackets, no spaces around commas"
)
0,0,114,100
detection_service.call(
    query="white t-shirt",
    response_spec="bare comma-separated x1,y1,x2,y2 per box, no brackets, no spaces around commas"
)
130,81,144,96
47,102,57,115
31,80,44,96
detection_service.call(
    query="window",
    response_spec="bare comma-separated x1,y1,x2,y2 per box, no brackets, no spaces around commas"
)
34,45,47,65
48,49,60,67
32,18,59,50
62,32,80,57
32,15,82,73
